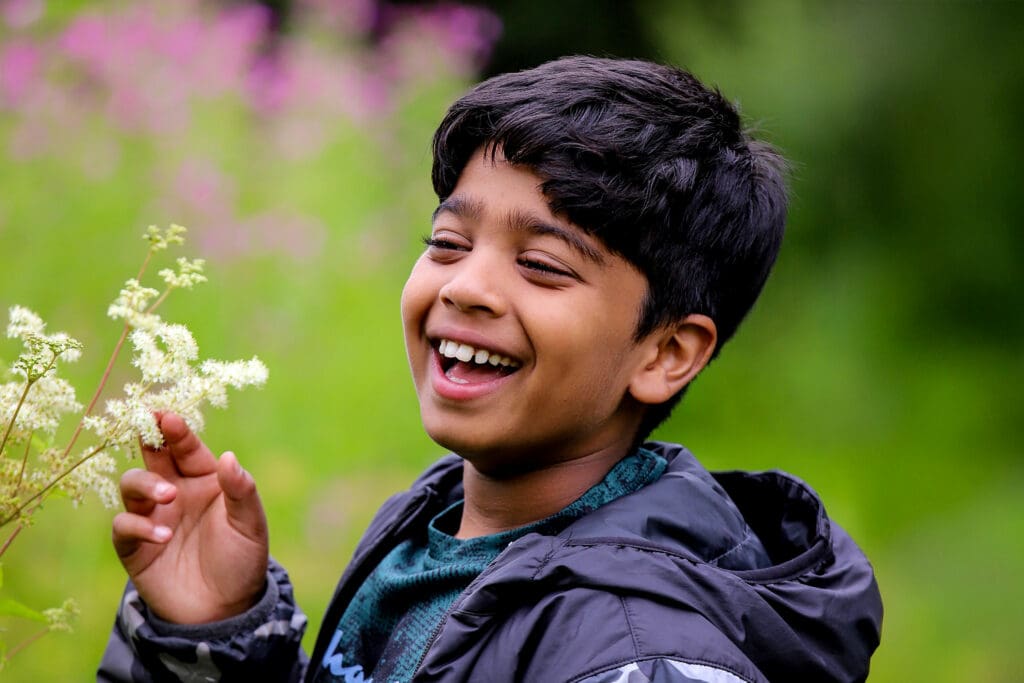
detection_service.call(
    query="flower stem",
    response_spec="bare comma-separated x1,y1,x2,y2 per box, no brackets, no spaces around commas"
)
4,625,51,663
0,521,24,559
146,287,173,313
63,324,130,458
137,246,155,282
60,249,167,461
0,379,34,457
14,431,33,493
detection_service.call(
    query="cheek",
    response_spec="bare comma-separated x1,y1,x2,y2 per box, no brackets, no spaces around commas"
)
535,305,636,392
400,260,432,327
400,265,436,380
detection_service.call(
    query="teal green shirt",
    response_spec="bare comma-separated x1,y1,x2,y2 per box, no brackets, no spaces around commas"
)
318,449,667,683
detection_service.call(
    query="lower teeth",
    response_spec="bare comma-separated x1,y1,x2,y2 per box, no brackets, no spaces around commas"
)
445,368,469,384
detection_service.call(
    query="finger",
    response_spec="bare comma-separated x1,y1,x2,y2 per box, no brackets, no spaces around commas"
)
120,468,177,515
139,412,178,479
112,511,173,558
217,452,267,543
146,412,218,478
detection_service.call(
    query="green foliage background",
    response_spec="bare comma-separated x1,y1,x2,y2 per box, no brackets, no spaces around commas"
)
1,0,1021,680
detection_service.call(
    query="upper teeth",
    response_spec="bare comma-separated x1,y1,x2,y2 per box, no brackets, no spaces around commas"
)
439,339,520,368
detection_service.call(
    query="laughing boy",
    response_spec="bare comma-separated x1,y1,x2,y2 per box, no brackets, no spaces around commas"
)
99,56,882,682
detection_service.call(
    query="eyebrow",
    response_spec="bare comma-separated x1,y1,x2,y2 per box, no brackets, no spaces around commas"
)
432,196,483,223
432,196,605,265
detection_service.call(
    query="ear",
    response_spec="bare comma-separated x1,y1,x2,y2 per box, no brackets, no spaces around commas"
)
628,314,718,405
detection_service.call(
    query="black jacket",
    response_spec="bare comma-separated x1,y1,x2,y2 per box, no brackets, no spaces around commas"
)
99,443,883,682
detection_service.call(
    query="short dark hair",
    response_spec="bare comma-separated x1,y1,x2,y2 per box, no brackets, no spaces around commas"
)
431,56,787,434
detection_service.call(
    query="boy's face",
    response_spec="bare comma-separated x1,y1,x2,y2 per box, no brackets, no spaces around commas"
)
401,147,655,472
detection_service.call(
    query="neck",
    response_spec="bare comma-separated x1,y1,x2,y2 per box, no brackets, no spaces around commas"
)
455,445,630,539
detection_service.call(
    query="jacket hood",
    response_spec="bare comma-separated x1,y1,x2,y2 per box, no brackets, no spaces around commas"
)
435,442,883,682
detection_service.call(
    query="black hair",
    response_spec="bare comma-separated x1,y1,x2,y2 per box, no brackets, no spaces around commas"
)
431,56,787,435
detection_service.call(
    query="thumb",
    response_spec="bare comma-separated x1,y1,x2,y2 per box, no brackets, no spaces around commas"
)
217,452,267,543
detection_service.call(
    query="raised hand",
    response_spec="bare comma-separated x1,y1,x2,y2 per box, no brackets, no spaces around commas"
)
112,412,269,624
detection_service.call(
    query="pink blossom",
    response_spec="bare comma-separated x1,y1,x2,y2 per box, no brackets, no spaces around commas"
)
173,159,237,222
296,0,378,36
249,211,327,262
1,0,44,30
0,41,41,107
161,19,203,67
2,0,503,266
202,3,271,94
336,64,392,121
247,53,295,115
58,14,111,75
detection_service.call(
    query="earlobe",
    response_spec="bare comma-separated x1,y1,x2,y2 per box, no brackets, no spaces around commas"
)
628,315,717,405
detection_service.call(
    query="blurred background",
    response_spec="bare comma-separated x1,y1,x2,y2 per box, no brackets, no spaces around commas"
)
1,0,1021,679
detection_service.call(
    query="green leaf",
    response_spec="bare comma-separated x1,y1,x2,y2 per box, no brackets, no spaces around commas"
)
0,598,47,623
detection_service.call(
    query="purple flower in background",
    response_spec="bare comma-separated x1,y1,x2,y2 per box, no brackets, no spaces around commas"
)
0,40,40,107
377,2,502,80
426,3,503,71
297,0,378,36
1,0,43,29
1,0,501,263
5,1,500,137
58,13,110,75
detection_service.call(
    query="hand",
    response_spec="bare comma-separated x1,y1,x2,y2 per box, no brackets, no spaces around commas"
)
112,412,269,624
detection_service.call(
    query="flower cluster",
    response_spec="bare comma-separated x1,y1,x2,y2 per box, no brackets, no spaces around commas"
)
91,226,268,454
1,307,83,443
0,307,88,522
0,224,267,665
43,599,80,634
2,224,267,516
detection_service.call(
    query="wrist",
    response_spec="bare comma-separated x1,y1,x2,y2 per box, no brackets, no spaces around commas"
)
144,573,276,638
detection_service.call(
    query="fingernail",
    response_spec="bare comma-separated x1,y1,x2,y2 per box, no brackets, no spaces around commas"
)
154,483,173,498
153,526,172,542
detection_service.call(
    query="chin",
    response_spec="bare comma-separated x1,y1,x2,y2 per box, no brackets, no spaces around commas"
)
422,425,558,480
422,418,492,460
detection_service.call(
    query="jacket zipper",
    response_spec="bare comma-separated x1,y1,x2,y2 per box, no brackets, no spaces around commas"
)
411,537,526,680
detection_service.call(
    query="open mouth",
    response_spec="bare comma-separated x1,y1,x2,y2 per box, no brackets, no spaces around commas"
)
436,338,521,385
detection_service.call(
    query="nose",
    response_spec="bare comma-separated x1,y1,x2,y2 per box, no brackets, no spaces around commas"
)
438,252,507,317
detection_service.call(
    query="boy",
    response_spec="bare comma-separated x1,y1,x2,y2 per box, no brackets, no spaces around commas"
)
99,56,882,682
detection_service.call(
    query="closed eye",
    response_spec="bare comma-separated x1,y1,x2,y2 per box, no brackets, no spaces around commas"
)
518,258,572,277
516,253,583,285
422,236,466,251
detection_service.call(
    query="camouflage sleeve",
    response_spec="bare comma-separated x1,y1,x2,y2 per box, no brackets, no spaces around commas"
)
96,558,308,682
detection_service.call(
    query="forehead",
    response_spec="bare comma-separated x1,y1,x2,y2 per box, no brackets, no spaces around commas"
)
433,150,608,265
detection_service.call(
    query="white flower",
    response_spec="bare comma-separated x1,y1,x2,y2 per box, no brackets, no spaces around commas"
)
129,402,163,448
43,599,79,633
7,225,268,476
145,377,208,434
6,305,45,339
159,258,207,289
66,452,119,509
144,224,187,251
100,396,161,448
47,333,82,363
82,414,114,443
200,357,269,389
129,322,199,385
0,375,81,437
159,323,199,365
107,279,161,330
5,308,82,382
